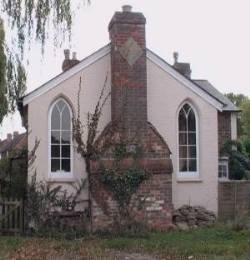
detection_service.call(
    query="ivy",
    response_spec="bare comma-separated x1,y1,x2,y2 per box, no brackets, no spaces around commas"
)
100,143,149,216
101,167,148,210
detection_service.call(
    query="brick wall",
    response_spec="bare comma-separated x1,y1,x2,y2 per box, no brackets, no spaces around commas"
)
218,112,231,153
218,181,250,221
91,170,172,231
109,9,147,131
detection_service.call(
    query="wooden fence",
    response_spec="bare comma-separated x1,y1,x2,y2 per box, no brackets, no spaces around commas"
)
218,180,250,221
0,198,24,234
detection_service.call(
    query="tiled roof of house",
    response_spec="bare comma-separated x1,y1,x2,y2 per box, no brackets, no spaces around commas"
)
193,80,239,111
21,44,238,112
0,132,27,157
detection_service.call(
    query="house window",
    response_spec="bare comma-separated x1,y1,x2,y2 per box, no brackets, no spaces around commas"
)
218,157,229,180
49,99,72,177
178,103,198,178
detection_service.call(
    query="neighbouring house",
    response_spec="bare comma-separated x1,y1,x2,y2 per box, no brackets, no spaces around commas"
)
0,132,27,196
19,6,239,230
0,132,27,160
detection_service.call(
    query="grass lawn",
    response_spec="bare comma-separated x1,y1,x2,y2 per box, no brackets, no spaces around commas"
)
1,227,250,259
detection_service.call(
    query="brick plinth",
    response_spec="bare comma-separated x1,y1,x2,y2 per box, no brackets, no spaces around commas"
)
91,173,172,231
90,123,173,231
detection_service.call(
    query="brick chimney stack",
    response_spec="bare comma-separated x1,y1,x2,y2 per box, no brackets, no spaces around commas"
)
90,7,173,231
109,5,147,132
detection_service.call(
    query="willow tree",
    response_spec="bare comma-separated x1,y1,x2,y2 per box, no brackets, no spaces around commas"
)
0,0,90,124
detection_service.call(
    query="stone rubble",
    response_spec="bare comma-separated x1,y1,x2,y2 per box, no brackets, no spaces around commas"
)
173,205,216,230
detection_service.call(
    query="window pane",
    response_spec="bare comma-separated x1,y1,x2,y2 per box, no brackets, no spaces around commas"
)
51,145,60,157
51,159,60,172
179,146,187,158
57,100,66,112
183,104,191,114
179,110,187,131
62,107,71,130
62,145,70,157
189,159,197,171
179,159,187,172
188,146,196,158
188,110,196,131
188,133,196,145
62,159,70,172
179,133,187,145
51,131,60,144
61,131,71,144
51,107,60,130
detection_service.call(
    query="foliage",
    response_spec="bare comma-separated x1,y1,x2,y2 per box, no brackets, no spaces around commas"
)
0,147,27,198
241,100,250,138
0,18,8,123
225,92,248,107
242,136,250,159
25,174,87,233
72,76,110,230
0,0,90,123
73,76,110,170
225,93,249,138
3,227,250,259
101,167,148,211
100,142,149,227
221,140,250,180
0,17,26,124
1,0,90,51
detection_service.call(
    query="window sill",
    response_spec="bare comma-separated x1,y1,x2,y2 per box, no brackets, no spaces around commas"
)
48,172,75,183
176,178,203,183
47,177,77,183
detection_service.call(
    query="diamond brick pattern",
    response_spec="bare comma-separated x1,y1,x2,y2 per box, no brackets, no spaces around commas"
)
119,37,143,66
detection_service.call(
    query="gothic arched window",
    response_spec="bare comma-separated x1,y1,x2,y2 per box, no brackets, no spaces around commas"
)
49,99,72,176
178,103,198,175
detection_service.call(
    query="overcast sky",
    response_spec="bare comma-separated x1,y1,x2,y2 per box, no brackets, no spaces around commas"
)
1,0,250,139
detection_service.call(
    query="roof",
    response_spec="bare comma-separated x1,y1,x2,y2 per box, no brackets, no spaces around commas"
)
194,80,239,111
22,44,237,112
0,133,27,156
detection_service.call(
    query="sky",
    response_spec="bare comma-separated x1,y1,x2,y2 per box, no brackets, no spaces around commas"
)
1,0,250,139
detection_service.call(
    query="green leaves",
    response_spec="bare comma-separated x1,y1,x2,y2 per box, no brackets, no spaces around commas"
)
0,17,26,124
0,18,8,124
241,100,250,138
221,140,250,180
2,0,90,52
100,143,148,214
101,167,148,210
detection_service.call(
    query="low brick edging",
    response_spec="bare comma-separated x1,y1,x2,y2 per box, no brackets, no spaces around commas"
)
218,180,250,221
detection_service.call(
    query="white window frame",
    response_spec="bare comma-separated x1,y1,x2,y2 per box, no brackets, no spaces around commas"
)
48,98,73,180
218,157,229,180
177,102,199,179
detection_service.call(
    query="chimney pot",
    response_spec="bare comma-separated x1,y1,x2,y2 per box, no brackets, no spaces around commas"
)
122,5,132,12
7,133,12,141
64,49,70,60
173,52,179,64
72,52,77,60
13,131,19,138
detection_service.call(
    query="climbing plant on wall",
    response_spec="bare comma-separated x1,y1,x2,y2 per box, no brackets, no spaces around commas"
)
100,142,149,220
